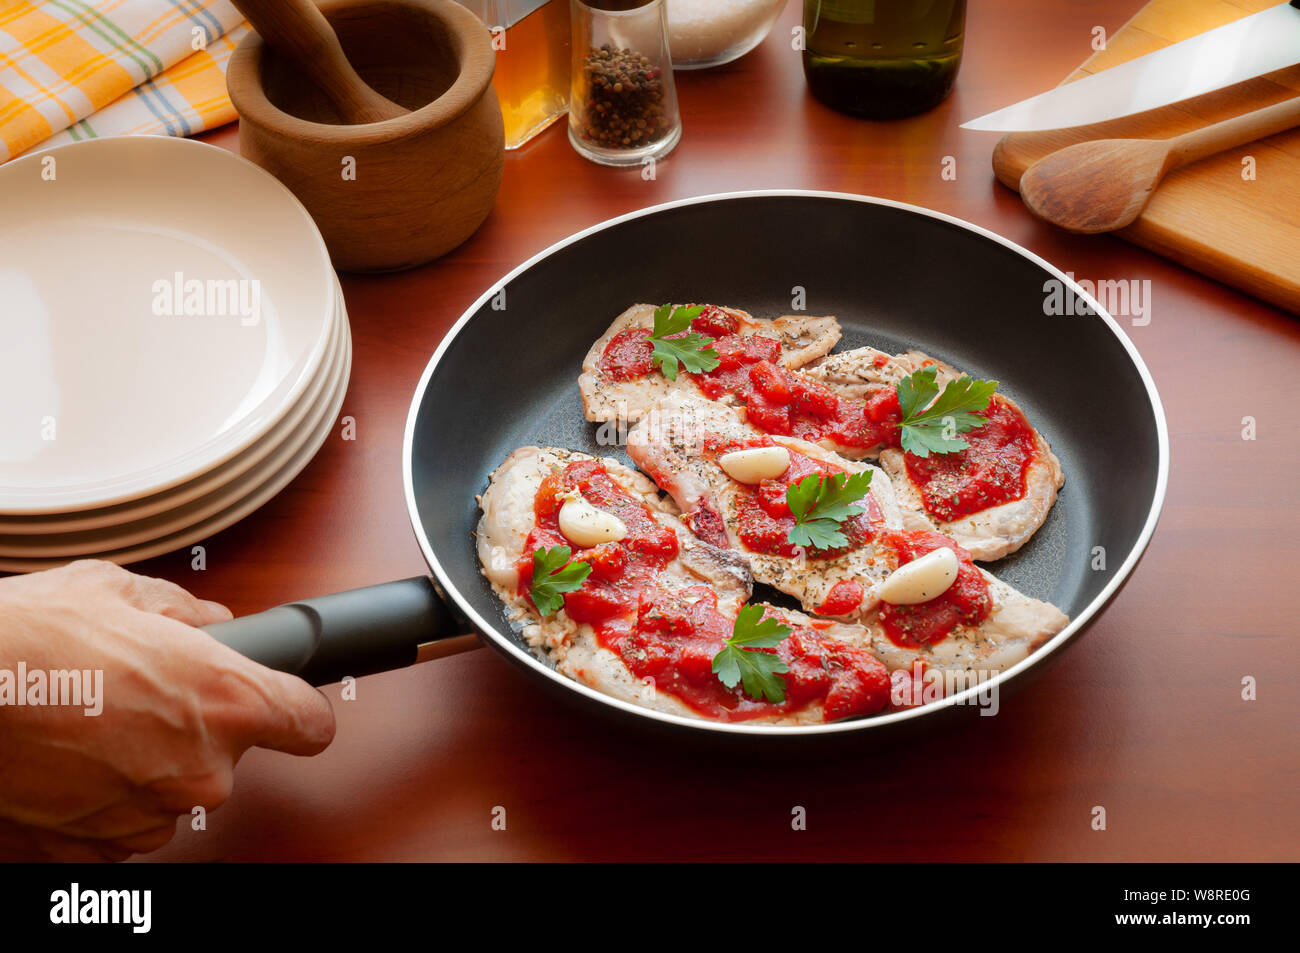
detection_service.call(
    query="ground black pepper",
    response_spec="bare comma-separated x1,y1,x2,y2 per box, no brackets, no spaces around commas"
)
576,43,669,150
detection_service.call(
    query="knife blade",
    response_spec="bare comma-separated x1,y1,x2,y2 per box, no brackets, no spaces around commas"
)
962,0,1300,132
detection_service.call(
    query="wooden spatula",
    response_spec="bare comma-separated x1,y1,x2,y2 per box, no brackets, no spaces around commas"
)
1019,96,1300,234
229,0,408,124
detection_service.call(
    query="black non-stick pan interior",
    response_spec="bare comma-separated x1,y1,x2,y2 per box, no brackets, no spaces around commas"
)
406,193,1164,724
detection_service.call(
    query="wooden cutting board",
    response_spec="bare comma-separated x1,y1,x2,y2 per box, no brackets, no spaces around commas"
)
993,0,1300,315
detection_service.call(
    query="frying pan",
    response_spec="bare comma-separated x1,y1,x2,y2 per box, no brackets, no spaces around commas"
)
203,191,1169,737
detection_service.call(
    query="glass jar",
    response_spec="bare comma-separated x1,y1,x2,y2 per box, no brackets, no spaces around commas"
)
802,0,966,119
458,1,572,150
667,0,788,70
568,0,682,166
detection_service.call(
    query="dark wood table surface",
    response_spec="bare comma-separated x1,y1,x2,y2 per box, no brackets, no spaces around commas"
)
141,0,1299,861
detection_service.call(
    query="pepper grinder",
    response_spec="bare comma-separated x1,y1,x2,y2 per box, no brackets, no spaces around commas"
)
568,0,682,166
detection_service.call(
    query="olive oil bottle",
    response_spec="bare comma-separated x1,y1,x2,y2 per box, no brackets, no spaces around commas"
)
802,0,965,119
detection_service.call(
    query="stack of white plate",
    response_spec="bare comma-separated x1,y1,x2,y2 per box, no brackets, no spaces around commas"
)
0,136,351,572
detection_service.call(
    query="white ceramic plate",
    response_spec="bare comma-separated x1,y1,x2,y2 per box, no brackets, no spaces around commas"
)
0,136,335,515
0,310,350,571
0,295,347,557
0,277,344,536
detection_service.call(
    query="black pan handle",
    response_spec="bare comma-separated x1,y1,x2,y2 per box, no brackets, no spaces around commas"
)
201,576,475,686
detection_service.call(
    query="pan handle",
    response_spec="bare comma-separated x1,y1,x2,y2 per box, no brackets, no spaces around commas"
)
201,576,477,686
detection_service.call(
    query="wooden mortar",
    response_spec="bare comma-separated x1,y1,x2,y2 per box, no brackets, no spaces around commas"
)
227,0,504,273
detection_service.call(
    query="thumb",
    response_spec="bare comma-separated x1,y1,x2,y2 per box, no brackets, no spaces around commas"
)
244,670,337,756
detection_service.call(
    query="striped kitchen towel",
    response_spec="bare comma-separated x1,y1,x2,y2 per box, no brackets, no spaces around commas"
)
0,1,248,162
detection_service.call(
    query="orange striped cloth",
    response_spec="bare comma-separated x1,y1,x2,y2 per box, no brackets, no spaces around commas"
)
0,1,248,162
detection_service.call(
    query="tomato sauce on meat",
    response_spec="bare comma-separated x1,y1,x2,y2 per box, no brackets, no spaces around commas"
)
817,580,865,617
598,328,656,380
597,307,1036,522
518,459,890,721
628,588,890,721
902,398,1037,522
595,306,1012,648
720,442,881,560
877,530,991,647
702,436,992,644
697,349,903,453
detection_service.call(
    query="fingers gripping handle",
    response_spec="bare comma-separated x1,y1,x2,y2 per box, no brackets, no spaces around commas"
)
201,577,468,686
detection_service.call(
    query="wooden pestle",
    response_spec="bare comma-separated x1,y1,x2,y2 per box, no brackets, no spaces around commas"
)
228,0,409,124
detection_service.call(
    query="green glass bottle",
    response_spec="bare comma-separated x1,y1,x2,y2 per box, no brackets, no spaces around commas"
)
802,0,966,119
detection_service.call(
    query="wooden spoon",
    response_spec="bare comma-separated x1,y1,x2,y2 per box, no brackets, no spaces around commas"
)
1019,96,1300,234
228,0,408,124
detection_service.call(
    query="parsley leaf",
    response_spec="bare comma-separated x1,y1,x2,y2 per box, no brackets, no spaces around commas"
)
712,604,792,703
529,546,591,616
785,470,874,551
649,303,719,381
895,365,999,458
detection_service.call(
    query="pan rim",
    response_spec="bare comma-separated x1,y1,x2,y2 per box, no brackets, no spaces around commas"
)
401,189,1170,736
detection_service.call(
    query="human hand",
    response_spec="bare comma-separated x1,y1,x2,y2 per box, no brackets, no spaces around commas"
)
0,560,335,861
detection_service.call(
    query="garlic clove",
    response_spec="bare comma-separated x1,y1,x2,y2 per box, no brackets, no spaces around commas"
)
718,445,791,484
879,547,960,606
558,495,628,548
